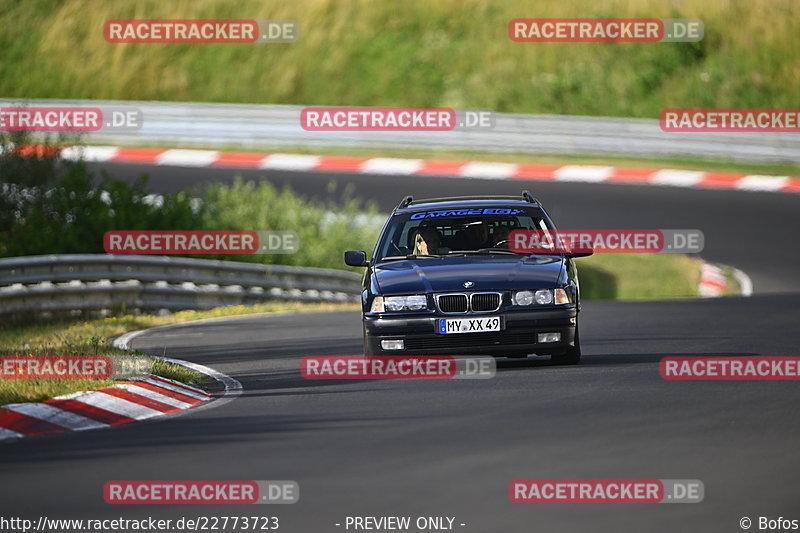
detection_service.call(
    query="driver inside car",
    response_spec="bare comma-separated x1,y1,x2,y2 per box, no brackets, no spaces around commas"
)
453,219,492,250
413,227,448,255
491,225,511,248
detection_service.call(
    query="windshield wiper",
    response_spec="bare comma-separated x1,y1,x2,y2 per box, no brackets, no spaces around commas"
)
380,254,442,261
476,248,522,255
447,248,520,256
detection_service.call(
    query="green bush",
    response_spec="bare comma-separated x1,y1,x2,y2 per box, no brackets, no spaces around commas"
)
199,179,380,269
0,135,378,270
0,133,201,257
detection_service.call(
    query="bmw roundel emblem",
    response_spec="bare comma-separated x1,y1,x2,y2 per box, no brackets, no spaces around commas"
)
463,281,474,288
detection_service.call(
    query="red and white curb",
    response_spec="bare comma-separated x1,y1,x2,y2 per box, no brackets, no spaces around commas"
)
0,374,210,441
0,325,243,442
48,145,800,194
698,261,753,298
113,324,243,411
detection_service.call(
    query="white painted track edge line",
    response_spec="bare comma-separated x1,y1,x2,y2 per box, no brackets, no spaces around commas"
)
732,267,754,297
113,326,243,412
159,356,242,412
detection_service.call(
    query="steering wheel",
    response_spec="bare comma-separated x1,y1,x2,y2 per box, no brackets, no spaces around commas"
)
493,239,509,248
392,242,412,255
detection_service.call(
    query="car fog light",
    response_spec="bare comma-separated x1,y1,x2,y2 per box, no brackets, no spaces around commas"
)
538,332,561,343
381,340,404,350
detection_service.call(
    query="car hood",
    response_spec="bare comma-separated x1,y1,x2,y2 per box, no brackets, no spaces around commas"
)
373,255,566,294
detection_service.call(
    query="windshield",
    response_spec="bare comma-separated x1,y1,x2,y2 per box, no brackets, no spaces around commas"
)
375,206,555,260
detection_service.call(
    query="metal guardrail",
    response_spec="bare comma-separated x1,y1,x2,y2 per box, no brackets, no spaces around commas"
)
2,99,798,163
0,254,362,317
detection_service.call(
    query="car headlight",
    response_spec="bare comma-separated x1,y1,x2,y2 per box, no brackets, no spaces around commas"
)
534,289,553,305
512,290,534,306
376,295,428,312
512,288,570,306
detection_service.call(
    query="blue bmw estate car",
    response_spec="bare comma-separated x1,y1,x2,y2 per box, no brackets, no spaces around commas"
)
345,192,591,364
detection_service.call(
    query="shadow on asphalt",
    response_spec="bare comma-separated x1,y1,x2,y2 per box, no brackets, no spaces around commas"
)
190,350,763,398
0,411,416,464
497,351,760,370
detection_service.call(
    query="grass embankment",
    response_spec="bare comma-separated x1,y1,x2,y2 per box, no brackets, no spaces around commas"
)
0,301,358,406
583,254,693,299
1,0,796,117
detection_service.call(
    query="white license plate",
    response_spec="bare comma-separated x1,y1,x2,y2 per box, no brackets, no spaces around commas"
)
438,316,501,334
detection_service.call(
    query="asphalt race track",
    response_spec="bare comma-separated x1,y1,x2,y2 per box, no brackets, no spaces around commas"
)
2,163,799,533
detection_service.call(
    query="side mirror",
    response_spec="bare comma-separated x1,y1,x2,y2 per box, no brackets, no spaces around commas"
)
344,250,369,267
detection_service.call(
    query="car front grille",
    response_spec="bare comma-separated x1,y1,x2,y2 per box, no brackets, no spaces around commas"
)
438,294,468,313
471,293,501,312
435,292,502,313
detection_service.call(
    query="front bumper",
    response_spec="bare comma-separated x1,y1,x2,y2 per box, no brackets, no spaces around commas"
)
364,307,577,356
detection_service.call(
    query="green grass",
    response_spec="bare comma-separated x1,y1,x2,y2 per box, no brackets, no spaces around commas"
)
1,0,796,118
579,253,746,299
151,358,208,384
0,377,117,407
579,254,701,300
0,331,204,405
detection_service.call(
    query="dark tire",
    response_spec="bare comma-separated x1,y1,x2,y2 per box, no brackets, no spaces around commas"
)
550,325,581,365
